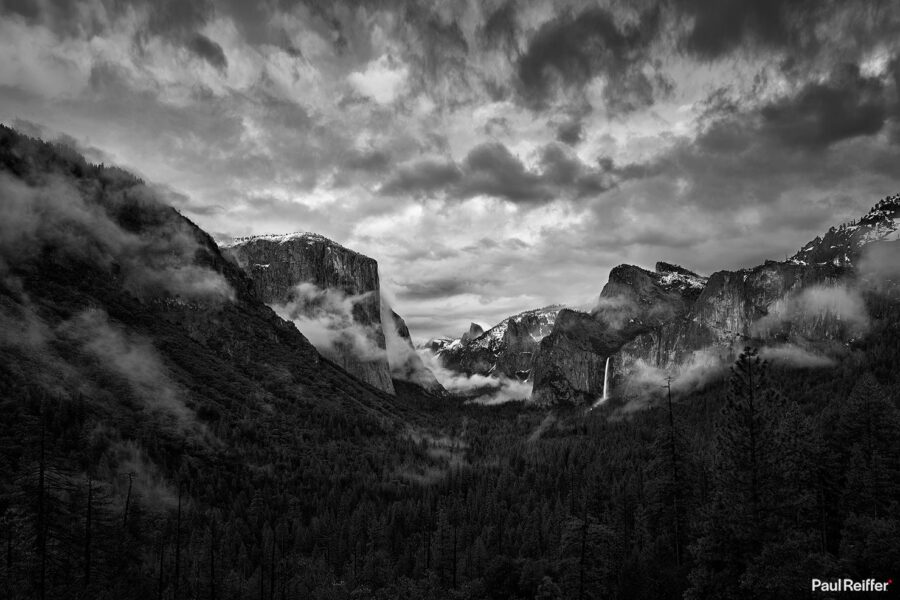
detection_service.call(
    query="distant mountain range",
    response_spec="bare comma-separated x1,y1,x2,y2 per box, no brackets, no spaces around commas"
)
424,305,563,380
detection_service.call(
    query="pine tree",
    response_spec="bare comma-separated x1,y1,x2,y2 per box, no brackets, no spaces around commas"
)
686,348,784,600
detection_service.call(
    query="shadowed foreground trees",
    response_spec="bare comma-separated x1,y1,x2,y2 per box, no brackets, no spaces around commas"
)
1,345,899,599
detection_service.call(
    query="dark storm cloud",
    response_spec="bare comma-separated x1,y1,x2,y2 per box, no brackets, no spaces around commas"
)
759,64,887,149
0,0,103,37
344,148,392,173
399,4,471,92
380,141,620,204
481,1,518,51
576,72,900,259
459,142,546,202
396,276,500,301
144,0,211,37
515,6,664,112
379,159,463,196
674,0,815,59
555,118,583,145
187,34,228,71
692,64,893,157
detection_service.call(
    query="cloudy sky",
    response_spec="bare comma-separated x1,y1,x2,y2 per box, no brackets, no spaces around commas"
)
2,0,899,340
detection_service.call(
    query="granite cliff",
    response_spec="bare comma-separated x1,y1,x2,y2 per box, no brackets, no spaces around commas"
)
225,233,395,393
532,195,900,406
224,233,443,395
531,264,705,404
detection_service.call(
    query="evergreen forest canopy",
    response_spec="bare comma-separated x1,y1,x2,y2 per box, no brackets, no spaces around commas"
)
0,127,899,599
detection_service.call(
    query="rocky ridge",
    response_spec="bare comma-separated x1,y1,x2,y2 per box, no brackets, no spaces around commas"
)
531,195,900,405
429,305,563,379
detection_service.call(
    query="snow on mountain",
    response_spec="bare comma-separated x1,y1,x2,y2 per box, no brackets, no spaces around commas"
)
425,305,565,379
220,231,362,255
790,194,900,267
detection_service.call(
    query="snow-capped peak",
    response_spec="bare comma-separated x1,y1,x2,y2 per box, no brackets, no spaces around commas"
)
220,231,358,254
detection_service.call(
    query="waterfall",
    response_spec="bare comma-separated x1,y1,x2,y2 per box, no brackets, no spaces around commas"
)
602,356,611,402
587,356,612,413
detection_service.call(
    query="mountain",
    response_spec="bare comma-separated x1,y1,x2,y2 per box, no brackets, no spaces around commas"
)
384,307,446,393
223,232,395,393
532,198,900,405
223,233,444,395
790,195,900,267
0,125,413,423
532,264,705,404
0,125,516,599
427,305,563,379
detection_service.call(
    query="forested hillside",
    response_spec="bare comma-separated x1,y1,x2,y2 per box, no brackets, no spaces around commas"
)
1,128,898,599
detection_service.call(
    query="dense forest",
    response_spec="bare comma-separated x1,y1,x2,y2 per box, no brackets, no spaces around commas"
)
1,128,899,599
2,344,900,600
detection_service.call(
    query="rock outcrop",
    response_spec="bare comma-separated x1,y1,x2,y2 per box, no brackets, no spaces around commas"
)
428,306,562,379
532,265,705,404
224,233,395,393
224,233,444,395
383,307,446,394
530,310,616,405
532,195,900,405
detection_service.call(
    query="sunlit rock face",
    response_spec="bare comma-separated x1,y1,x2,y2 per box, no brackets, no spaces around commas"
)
224,233,395,394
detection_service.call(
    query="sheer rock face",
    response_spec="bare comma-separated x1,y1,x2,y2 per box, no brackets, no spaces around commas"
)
384,308,446,394
431,306,562,379
530,310,614,405
532,265,704,405
225,234,395,394
531,196,900,407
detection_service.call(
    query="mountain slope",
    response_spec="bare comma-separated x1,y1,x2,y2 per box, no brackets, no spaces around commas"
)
0,125,436,597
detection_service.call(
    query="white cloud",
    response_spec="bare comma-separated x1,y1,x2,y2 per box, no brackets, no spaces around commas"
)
348,54,408,104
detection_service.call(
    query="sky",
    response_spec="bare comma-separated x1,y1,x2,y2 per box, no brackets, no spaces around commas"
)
1,0,899,341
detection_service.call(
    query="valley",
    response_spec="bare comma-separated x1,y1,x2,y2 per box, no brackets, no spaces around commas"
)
1,127,898,600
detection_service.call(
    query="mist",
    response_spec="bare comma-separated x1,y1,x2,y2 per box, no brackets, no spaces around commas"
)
273,282,387,362
417,349,532,404
751,283,870,337
0,173,234,303
858,241,900,284
591,294,638,330
380,299,443,387
759,343,836,368
59,309,195,427
621,348,730,400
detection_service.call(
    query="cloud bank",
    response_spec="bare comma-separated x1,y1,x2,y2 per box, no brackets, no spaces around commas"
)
2,1,899,337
